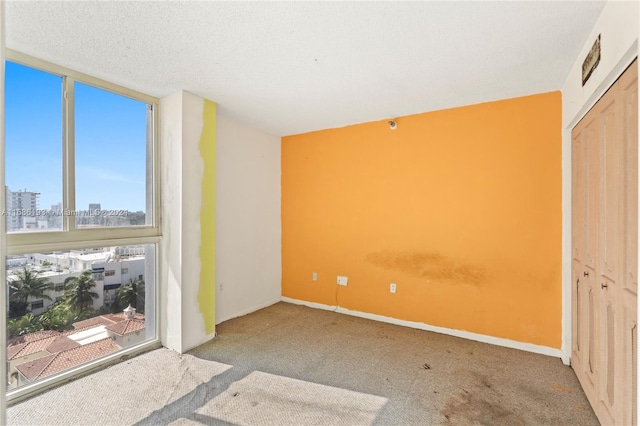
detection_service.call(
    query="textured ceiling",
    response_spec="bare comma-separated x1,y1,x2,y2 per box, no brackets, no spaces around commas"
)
5,1,605,136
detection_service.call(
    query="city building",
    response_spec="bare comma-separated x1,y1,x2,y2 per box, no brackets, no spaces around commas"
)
5,187,41,232
7,247,146,315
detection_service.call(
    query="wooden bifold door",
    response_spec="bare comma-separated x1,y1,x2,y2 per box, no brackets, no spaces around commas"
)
572,59,638,426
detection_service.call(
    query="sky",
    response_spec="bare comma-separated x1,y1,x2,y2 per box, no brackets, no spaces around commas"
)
5,61,148,212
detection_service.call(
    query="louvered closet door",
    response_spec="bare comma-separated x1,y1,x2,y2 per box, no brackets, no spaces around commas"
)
572,59,637,426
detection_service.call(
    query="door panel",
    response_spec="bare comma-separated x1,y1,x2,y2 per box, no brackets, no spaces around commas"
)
585,114,600,273
623,64,639,298
588,286,597,376
572,126,587,369
598,80,621,424
598,92,620,283
619,59,638,426
573,128,586,263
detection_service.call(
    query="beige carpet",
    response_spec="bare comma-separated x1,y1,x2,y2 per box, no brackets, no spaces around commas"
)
8,302,598,425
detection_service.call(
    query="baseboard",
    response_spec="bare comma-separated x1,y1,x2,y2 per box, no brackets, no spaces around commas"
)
281,296,564,360
215,297,282,325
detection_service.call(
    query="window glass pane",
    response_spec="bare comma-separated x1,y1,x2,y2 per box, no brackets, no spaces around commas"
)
6,244,155,391
4,62,63,232
75,82,151,228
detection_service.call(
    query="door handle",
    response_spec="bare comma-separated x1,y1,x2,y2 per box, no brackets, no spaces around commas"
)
584,271,589,277
601,283,608,289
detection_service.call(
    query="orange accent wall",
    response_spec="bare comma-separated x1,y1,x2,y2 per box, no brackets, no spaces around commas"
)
282,92,562,348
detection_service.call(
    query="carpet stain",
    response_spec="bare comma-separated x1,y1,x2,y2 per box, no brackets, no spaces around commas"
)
440,391,525,426
365,251,488,285
550,385,573,393
440,373,524,426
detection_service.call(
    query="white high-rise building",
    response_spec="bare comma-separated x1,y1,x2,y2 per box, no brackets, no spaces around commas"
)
5,186,40,232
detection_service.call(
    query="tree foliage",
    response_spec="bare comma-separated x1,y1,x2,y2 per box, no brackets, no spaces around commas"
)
8,268,54,317
8,313,44,338
39,302,78,331
117,278,145,313
63,270,99,314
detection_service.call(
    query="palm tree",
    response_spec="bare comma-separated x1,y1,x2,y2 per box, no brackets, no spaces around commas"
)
63,270,99,315
117,278,145,313
9,268,54,315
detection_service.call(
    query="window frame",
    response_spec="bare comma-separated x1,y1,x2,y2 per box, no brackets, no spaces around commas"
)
5,50,161,251
3,50,162,403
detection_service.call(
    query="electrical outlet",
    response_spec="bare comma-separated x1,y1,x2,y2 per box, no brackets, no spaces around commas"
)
390,283,397,294
218,281,224,292
312,272,318,281
337,276,348,286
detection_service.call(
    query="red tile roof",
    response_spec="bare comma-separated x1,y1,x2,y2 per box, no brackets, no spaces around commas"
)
62,326,94,337
14,353,56,381
9,310,146,379
16,338,120,382
103,312,144,322
45,336,81,354
8,334,81,361
71,316,117,329
7,343,28,361
7,330,60,347
105,318,145,336
8,336,57,360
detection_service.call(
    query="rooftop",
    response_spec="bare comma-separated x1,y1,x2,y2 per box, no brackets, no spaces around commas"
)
66,326,111,346
72,316,117,330
9,310,146,385
105,319,145,336
16,338,120,382
7,333,81,361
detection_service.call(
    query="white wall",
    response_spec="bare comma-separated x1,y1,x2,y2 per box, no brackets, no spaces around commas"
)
560,0,639,363
159,91,185,353
179,91,210,352
215,111,281,324
160,90,217,354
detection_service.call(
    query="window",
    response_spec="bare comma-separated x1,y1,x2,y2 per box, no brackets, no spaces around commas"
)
4,55,158,243
121,268,128,274
104,283,122,291
4,62,63,232
75,83,150,228
6,245,156,391
3,52,160,398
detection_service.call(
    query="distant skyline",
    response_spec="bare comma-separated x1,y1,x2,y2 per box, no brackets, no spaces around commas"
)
5,61,148,212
